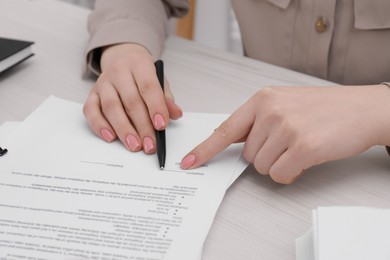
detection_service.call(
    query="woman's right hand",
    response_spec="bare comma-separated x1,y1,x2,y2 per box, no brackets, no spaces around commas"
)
181,84,390,184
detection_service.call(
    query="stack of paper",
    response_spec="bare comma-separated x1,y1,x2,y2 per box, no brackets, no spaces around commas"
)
0,96,248,260
296,206,390,260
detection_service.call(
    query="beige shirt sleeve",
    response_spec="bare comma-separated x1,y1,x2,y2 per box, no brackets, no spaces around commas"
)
85,0,188,76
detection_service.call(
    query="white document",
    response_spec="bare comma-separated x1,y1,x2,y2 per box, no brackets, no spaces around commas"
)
0,96,248,260
0,121,20,143
296,206,390,260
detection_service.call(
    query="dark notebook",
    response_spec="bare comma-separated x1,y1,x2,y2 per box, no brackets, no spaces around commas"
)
0,37,34,74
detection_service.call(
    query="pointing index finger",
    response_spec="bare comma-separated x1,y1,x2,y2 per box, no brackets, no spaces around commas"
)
181,100,255,169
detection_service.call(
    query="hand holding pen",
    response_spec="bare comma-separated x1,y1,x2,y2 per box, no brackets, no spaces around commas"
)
83,43,182,154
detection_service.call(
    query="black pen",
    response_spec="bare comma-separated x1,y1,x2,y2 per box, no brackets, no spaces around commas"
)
0,147,8,156
155,60,166,170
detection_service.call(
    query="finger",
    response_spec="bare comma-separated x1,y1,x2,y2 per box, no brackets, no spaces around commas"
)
83,91,117,142
164,79,183,120
181,101,255,169
98,81,142,152
252,132,288,176
115,74,157,154
235,133,249,143
270,135,328,184
269,148,307,184
133,60,169,130
241,120,268,164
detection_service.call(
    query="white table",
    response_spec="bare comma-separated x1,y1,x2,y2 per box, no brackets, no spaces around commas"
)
1,1,390,259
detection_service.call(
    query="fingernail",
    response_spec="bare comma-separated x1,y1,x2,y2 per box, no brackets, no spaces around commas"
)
101,128,115,142
143,136,155,154
154,114,166,130
177,107,183,118
126,134,141,151
181,154,196,169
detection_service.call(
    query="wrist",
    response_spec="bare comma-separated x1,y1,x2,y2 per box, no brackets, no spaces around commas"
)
100,43,152,71
372,84,390,146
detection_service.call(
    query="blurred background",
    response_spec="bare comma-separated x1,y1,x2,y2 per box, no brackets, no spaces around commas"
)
58,0,243,55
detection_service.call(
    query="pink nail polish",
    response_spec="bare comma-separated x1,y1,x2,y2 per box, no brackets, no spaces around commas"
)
126,134,141,151
101,128,114,142
181,154,196,169
143,136,155,154
154,114,166,130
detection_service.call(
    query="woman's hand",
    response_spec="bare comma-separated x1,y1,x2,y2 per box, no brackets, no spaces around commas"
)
181,84,390,184
83,43,182,154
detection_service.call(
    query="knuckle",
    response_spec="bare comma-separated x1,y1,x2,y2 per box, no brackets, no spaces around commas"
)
278,117,299,139
101,98,119,115
254,86,278,102
109,60,125,72
242,142,256,165
254,161,269,176
294,135,321,156
272,168,305,184
125,95,142,109
253,88,288,125
127,51,146,64
269,168,295,184
272,174,294,185
265,105,286,126
82,102,90,117
94,78,113,94
105,59,128,76
138,79,157,96
253,153,270,176
214,120,233,139
242,149,253,163
83,96,98,119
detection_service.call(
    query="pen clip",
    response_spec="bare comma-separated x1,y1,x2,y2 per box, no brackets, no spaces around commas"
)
155,59,164,91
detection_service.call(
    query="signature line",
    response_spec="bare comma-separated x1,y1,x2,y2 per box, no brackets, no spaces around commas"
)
80,160,124,168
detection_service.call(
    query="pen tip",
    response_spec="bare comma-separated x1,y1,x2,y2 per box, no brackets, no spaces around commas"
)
160,166,164,170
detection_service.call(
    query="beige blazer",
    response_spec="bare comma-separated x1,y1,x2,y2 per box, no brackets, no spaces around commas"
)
85,0,189,75
86,0,390,85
